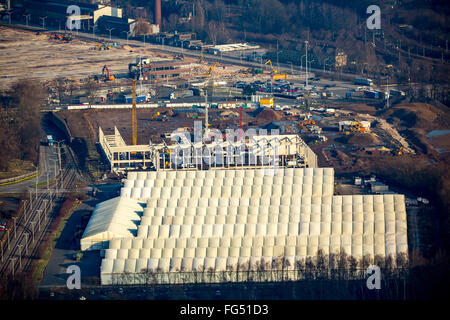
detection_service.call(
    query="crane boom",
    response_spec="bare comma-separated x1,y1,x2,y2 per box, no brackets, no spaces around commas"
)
264,60,277,74
132,79,137,145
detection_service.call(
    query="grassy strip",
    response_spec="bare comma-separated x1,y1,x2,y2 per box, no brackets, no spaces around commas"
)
0,172,38,187
31,198,80,284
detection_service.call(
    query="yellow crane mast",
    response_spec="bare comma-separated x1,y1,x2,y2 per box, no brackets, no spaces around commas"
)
132,79,137,146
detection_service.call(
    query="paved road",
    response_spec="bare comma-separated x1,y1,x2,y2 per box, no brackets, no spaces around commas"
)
0,134,59,195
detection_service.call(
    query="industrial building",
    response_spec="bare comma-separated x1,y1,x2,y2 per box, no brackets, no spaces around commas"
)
13,0,123,31
99,126,317,172
129,59,192,81
80,167,408,285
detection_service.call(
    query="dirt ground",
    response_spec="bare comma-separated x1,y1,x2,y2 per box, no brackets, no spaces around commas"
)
58,107,279,146
0,26,186,90
0,26,270,92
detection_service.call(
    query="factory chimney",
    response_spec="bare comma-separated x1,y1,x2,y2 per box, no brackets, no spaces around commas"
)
154,0,161,28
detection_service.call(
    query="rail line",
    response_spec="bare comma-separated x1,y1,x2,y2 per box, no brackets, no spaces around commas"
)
0,165,77,278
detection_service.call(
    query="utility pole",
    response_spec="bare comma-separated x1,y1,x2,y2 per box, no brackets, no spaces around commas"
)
276,40,279,69
305,41,308,88
0,240,3,263
204,91,209,136
386,76,390,109
23,200,28,222
30,221,36,243
18,244,23,269
323,58,329,73
12,216,17,239
37,210,42,231
24,233,29,254
10,258,17,279
7,229,10,250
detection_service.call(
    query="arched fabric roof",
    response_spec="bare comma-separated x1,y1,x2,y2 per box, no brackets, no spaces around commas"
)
81,196,145,251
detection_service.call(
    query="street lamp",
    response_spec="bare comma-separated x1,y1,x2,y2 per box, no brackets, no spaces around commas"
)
107,28,114,41
301,54,306,73
122,31,130,45
23,14,31,27
39,16,47,29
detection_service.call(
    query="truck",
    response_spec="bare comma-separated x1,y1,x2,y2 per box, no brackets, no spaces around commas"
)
169,90,194,100
363,90,379,99
47,135,54,146
390,89,405,96
354,78,373,86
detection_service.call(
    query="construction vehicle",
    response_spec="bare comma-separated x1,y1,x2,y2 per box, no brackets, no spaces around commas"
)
200,62,220,77
264,60,288,80
52,32,72,42
151,112,160,120
350,121,366,132
102,65,115,81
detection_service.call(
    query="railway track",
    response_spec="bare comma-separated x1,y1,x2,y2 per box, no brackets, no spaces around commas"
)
0,165,77,278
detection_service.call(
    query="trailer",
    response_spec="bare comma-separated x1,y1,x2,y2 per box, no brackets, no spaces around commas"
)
363,90,379,99
354,78,373,86
170,90,194,100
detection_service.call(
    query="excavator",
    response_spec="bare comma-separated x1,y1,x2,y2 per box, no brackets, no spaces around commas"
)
264,60,288,80
200,62,220,77
350,121,366,132
102,65,115,81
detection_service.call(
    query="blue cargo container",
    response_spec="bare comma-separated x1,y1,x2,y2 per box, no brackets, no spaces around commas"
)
124,95,146,103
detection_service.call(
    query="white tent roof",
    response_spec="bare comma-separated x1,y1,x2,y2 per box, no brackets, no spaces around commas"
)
81,197,145,250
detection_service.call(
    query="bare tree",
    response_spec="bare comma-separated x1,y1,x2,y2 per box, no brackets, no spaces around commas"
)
84,78,98,107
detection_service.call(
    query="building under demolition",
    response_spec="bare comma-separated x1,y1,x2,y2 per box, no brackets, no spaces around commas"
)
98,126,317,172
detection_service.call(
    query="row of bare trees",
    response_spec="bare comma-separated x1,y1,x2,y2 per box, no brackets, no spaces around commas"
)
105,251,409,286
0,80,46,171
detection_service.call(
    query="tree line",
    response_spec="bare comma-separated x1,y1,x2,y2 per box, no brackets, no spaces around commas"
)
0,80,46,171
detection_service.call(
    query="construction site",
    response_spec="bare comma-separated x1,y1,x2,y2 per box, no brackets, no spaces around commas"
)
0,12,448,298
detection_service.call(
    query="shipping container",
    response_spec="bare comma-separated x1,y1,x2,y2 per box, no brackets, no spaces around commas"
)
124,95,147,103
363,90,379,99
170,90,194,99
354,78,373,86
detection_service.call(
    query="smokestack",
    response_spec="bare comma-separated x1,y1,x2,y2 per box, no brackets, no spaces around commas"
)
154,0,161,28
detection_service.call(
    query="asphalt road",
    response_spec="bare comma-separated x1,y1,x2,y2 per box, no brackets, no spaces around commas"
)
0,132,60,195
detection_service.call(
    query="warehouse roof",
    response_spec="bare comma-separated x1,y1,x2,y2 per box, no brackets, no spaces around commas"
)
81,196,145,251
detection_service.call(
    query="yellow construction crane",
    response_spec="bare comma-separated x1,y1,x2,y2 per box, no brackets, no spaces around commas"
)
200,62,220,77
264,59,288,80
132,79,137,146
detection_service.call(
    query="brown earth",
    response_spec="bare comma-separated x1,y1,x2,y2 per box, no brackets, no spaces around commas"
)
253,108,284,121
336,132,382,146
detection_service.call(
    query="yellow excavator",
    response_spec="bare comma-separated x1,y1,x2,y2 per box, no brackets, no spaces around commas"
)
200,62,220,77
265,59,288,80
